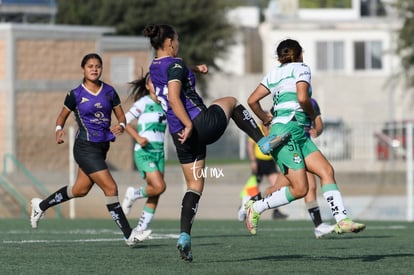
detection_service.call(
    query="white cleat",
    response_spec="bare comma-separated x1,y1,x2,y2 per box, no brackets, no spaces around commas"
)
125,229,152,247
121,187,136,215
238,205,246,222
314,223,335,239
30,198,44,229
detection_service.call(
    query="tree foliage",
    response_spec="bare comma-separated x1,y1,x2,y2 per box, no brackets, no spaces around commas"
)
56,0,238,70
396,0,414,87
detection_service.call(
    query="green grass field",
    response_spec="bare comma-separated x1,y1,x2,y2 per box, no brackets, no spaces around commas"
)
1,219,413,274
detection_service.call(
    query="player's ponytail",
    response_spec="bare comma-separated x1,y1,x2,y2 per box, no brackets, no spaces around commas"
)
143,24,176,50
128,70,150,102
276,39,302,64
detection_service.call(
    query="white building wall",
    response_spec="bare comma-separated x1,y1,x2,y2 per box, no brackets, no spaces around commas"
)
259,21,395,76
215,32,245,76
216,6,260,75
208,2,410,162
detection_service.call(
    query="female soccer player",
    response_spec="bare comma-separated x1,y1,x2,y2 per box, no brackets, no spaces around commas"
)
265,98,336,238
143,23,278,262
245,39,365,236
121,72,167,235
30,53,150,247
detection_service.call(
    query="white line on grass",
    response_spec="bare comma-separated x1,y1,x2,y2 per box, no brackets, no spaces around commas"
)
258,224,407,232
2,233,180,244
2,225,406,244
3,238,122,244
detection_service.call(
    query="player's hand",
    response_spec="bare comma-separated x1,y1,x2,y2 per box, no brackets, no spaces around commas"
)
178,125,193,144
195,64,208,74
111,124,124,136
56,130,65,144
309,128,318,138
137,137,149,147
263,112,273,126
250,161,258,174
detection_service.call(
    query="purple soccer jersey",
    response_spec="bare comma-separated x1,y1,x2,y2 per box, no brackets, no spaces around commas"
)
304,98,321,137
64,82,121,142
149,56,206,134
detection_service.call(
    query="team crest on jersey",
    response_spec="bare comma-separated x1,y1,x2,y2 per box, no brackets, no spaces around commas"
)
80,97,89,103
172,63,182,69
94,111,104,119
293,153,302,164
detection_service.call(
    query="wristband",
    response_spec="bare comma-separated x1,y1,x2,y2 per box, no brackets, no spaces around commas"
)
55,125,62,132
119,122,126,129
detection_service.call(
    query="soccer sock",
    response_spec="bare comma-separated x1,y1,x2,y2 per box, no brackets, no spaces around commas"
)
251,192,262,201
306,200,323,227
231,104,263,142
39,186,71,211
136,206,155,231
322,183,348,222
133,186,147,200
253,186,294,213
106,196,132,239
180,190,201,235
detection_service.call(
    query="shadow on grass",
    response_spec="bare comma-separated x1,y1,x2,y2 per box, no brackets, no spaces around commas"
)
216,252,414,263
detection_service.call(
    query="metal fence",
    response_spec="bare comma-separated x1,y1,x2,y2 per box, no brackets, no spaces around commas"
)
163,120,386,164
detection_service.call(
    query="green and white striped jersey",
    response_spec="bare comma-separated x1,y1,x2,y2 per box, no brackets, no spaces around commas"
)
261,62,312,126
126,95,167,151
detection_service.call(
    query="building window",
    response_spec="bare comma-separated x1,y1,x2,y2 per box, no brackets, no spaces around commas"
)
354,41,382,70
316,41,344,71
110,56,134,85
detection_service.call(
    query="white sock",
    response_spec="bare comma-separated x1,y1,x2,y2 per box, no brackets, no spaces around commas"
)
132,186,146,200
253,186,291,214
136,209,154,231
322,184,348,222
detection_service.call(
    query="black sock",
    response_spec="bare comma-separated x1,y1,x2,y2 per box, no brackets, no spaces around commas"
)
251,192,262,201
180,191,201,234
231,104,263,142
39,186,70,211
308,206,323,227
106,202,132,239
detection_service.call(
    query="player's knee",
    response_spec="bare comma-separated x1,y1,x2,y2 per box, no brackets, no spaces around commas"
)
72,190,88,197
291,185,308,199
154,182,166,195
70,186,89,197
103,184,118,196
159,184,166,195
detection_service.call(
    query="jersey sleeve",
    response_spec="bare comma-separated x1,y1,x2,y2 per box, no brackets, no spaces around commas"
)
295,63,311,84
260,72,271,91
311,98,321,117
63,90,76,111
167,60,187,83
112,90,121,108
125,100,143,124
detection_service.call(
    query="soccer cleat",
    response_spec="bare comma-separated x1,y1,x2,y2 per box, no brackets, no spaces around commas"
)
334,218,366,234
257,132,291,155
125,228,152,247
121,187,136,215
314,223,335,238
30,198,44,229
177,232,193,262
238,205,246,222
244,200,260,235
